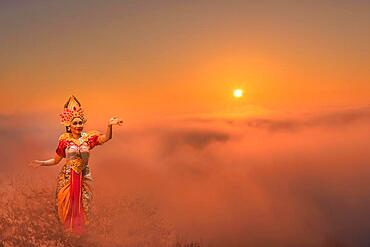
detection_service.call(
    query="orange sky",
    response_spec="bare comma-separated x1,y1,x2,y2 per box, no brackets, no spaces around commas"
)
1,2,370,245
1,1,369,122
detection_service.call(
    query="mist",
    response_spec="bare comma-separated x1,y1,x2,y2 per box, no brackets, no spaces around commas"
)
1,106,370,246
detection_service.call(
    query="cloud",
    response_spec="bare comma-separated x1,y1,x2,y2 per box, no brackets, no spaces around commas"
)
1,106,370,246
158,128,230,156
184,106,370,133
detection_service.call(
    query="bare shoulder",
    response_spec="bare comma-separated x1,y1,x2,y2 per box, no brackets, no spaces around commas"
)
58,133,70,141
85,130,102,138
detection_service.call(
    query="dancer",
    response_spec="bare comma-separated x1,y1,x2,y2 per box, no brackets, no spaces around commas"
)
29,95,123,235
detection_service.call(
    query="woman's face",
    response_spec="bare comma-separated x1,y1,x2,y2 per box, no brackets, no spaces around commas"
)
70,117,84,135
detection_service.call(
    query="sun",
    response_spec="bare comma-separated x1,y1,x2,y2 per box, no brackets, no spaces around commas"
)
233,89,243,98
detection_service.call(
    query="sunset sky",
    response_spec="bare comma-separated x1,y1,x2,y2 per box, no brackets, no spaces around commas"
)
1,1,370,246
1,1,369,121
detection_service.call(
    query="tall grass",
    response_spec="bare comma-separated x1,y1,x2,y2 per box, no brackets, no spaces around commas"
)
0,176,200,247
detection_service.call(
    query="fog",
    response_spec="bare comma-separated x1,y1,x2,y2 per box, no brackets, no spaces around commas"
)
1,106,369,246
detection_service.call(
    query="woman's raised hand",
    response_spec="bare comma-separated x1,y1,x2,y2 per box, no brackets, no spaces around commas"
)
108,116,124,126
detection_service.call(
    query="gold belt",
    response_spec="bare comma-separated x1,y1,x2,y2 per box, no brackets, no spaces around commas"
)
66,158,84,174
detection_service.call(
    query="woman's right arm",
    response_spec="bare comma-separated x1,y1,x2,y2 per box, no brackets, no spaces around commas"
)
29,153,63,167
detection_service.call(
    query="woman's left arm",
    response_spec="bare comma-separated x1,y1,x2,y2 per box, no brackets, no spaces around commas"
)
98,116,124,144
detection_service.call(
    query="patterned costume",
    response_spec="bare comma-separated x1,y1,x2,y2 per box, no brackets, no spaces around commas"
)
54,95,103,234
55,131,101,234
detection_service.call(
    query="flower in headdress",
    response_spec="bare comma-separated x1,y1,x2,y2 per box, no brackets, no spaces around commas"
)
59,96,87,126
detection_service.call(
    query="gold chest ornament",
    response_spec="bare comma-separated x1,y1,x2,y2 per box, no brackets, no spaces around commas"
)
66,157,84,174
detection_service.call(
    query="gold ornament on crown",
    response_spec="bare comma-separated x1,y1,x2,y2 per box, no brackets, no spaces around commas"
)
59,96,87,126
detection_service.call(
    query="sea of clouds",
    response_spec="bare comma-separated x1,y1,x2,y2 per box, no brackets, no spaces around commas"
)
1,106,369,246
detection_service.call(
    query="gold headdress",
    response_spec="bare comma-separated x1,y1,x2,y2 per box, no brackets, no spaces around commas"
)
60,96,87,126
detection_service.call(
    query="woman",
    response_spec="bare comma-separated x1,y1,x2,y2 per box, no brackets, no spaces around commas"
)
29,95,123,235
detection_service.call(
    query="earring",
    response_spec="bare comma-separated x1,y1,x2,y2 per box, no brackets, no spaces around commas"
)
67,126,71,132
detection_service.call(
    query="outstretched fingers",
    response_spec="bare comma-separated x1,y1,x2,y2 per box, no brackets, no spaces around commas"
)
28,160,41,168
109,116,124,126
